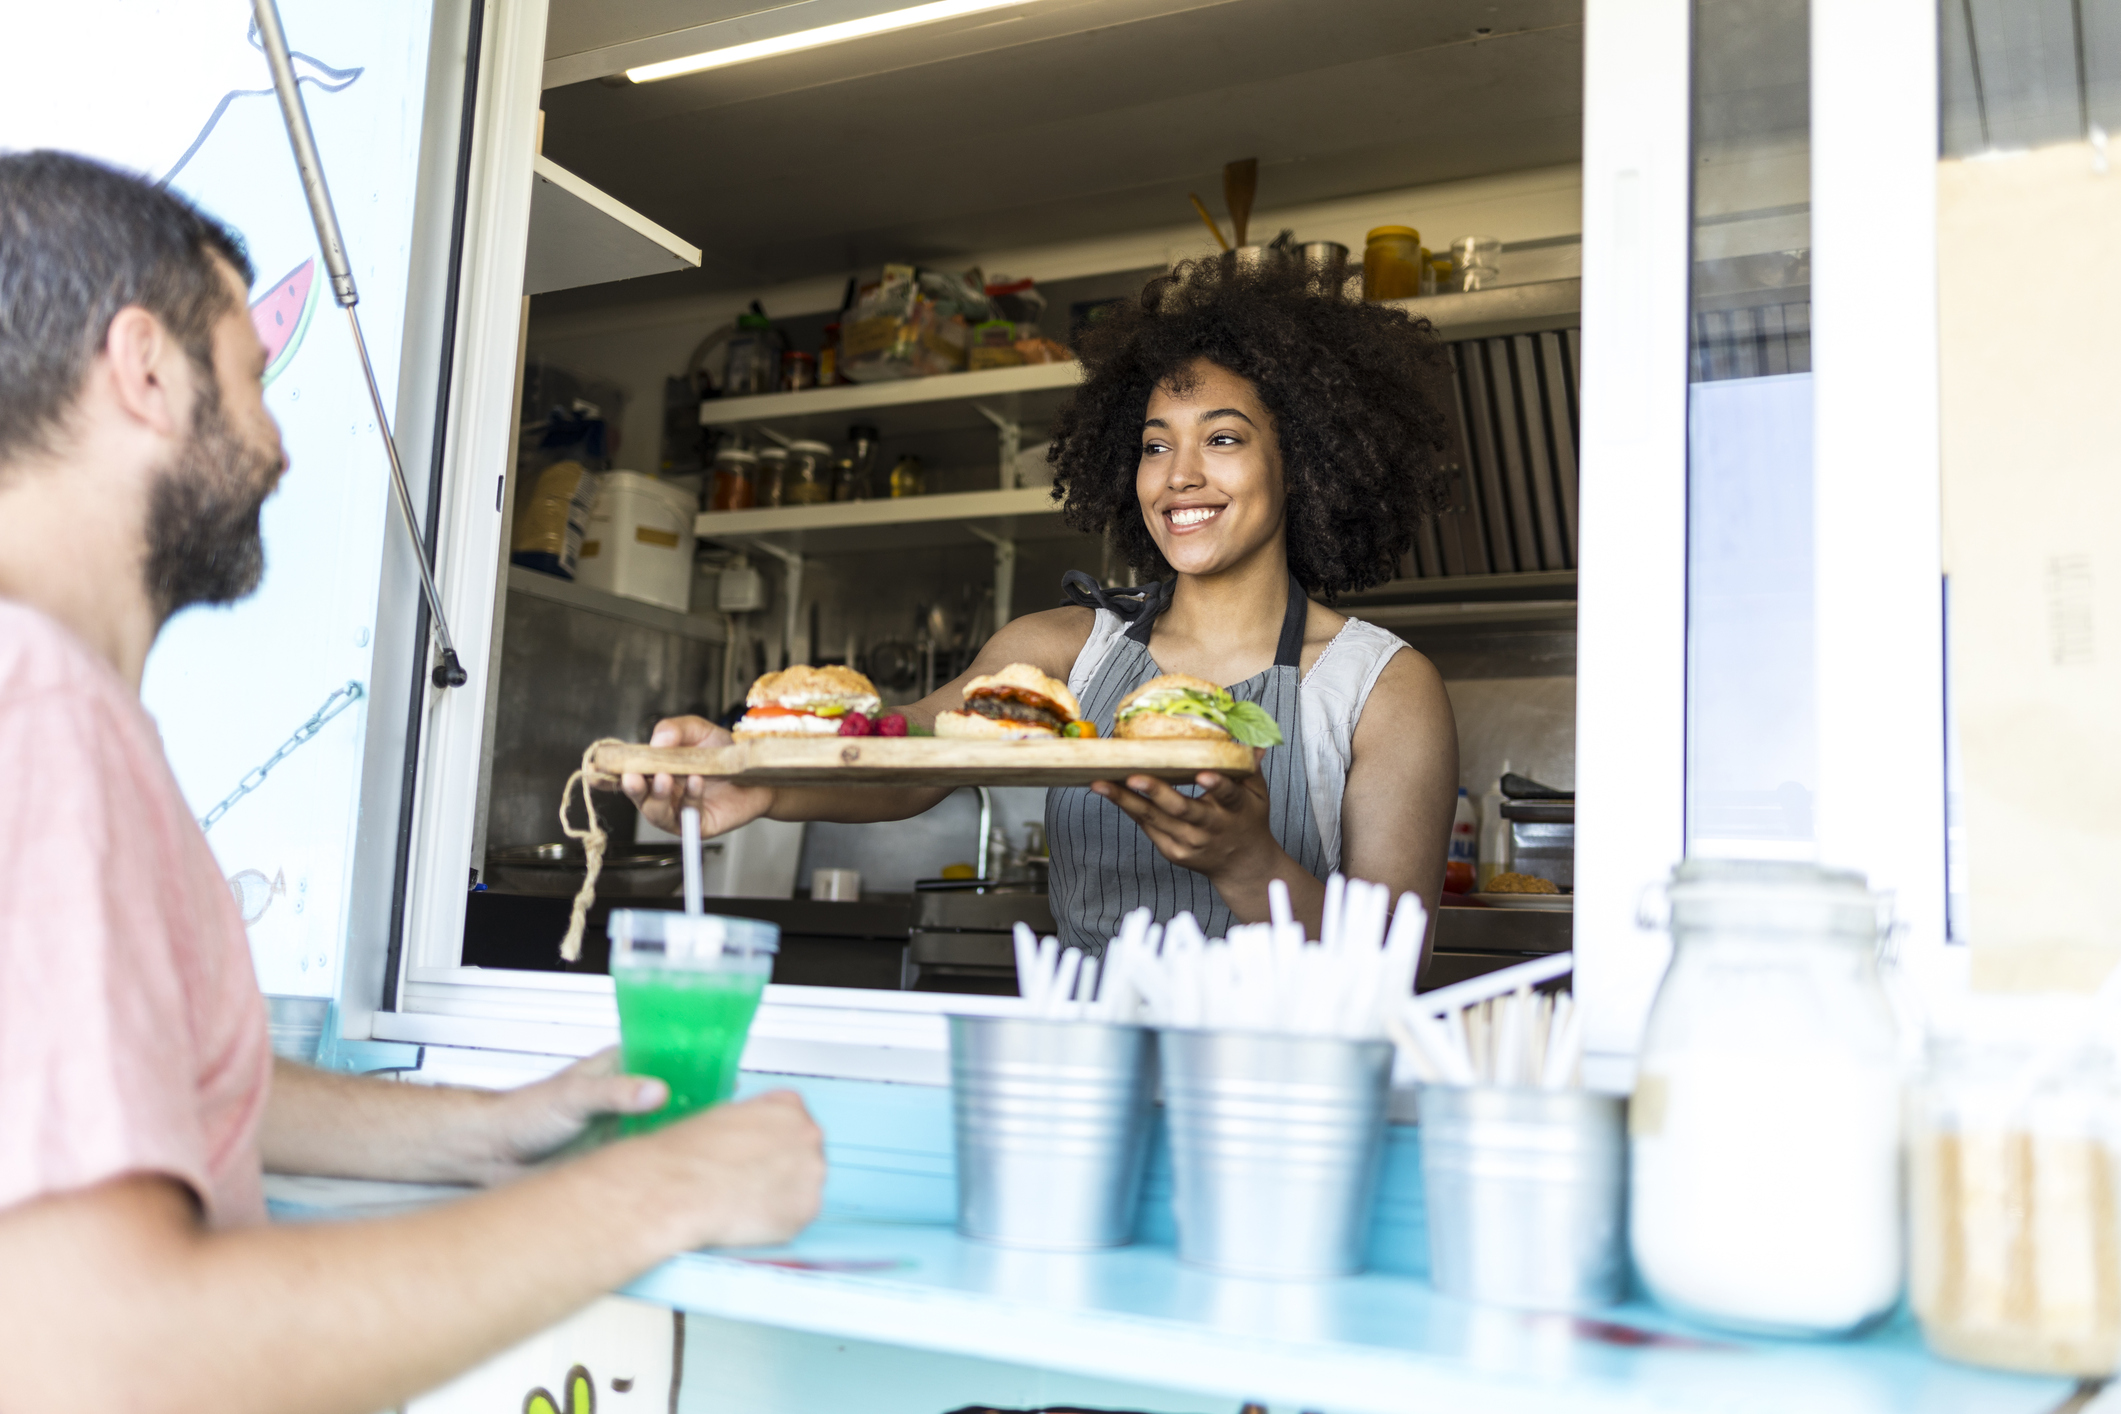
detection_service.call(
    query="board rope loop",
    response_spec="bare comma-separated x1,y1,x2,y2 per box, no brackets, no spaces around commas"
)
558,737,628,962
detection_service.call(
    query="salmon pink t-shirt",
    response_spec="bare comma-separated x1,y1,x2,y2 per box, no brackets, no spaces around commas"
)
0,601,271,1227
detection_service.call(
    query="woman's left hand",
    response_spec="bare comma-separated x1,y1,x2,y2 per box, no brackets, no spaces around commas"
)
1091,760,1281,884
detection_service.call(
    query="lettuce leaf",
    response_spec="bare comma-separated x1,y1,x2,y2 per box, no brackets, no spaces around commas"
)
1116,687,1284,748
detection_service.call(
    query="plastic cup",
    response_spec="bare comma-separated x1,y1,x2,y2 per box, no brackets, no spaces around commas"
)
608,909,778,1134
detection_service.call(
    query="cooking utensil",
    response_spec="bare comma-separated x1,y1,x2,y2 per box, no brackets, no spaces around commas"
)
1188,192,1231,251
1223,157,1259,249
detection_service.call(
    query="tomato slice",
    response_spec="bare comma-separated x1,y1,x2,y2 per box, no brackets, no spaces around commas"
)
743,704,817,718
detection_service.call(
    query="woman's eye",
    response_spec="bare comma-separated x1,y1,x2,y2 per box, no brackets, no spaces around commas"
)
1208,432,1240,446
1141,441,1168,456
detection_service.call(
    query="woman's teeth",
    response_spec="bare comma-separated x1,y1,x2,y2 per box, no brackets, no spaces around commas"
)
1168,506,1221,527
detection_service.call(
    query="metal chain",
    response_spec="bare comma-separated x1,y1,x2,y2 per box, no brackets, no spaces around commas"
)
198,680,366,833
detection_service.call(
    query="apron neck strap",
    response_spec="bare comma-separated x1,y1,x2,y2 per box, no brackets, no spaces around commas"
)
1108,572,1308,666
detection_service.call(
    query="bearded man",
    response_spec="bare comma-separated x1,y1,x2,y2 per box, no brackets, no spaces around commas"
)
0,150,824,1414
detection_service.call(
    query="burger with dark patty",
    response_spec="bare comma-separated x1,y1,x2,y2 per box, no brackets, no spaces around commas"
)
935,664,1093,740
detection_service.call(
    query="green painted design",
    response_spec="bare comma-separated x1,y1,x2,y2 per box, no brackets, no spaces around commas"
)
522,1363,595,1414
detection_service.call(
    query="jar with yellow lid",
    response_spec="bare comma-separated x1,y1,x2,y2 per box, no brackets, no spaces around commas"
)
1363,226,1425,301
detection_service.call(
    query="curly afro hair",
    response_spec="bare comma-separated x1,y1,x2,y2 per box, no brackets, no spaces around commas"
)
1049,253,1453,598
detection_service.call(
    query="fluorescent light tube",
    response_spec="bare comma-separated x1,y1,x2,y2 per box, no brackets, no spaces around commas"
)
627,0,1040,83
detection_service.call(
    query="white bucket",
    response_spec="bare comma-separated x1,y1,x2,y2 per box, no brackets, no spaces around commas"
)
574,472,698,611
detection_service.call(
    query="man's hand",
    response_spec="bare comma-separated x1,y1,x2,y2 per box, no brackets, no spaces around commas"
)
621,715,774,838
472,1049,667,1181
633,1090,826,1250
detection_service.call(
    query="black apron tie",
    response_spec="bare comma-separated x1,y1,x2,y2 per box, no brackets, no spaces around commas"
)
1117,573,1308,667
1060,569,1167,621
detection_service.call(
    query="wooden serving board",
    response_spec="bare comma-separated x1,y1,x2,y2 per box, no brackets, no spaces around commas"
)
589,736,1256,787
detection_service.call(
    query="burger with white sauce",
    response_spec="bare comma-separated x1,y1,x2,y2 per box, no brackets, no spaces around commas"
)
1112,673,1283,746
732,664,883,738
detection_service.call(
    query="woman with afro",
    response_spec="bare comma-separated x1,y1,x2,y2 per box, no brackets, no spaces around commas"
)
629,256,1460,949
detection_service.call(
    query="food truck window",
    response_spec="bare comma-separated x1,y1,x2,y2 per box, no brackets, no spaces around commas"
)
1683,0,1815,861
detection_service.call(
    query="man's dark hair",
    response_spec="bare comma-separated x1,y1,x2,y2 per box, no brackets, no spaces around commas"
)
0,150,254,465
1049,255,1454,598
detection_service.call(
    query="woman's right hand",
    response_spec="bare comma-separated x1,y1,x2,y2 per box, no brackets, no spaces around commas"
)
621,715,775,838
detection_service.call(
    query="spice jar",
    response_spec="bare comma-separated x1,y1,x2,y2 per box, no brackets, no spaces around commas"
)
706,447,757,513
888,453,925,499
755,445,788,508
1911,1012,2121,1375
1630,860,1903,1337
1362,226,1424,301
780,349,817,393
783,439,834,505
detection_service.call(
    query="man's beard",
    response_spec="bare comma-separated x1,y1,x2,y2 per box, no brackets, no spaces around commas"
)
144,384,278,618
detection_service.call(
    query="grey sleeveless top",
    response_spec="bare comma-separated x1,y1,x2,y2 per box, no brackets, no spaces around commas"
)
1045,574,1336,954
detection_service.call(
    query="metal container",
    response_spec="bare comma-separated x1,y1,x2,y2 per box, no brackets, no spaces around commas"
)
1160,1030,1394,1278
1418,1084,1628,1310
1298,240,1349,278
948,1015,1156,1250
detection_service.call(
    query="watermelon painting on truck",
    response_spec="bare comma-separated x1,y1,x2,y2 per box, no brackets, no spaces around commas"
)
250,257,318,386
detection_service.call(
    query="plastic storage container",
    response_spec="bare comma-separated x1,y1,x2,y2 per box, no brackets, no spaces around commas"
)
1911,1010,2121,1375
1363,226,1425,301
1630,860,1902,1337
573,472,699,612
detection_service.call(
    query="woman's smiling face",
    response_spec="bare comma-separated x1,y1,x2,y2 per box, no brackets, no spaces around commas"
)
1137,359,1286,578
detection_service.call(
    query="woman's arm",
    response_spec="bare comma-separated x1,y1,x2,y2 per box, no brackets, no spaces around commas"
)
1091,647,1457,936
1336,647,1459,926
625,606,1096,835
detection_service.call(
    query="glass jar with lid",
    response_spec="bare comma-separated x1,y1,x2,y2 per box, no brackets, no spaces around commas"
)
755,445,788,507
706,447,757,513
1362,225,1424,301
783,439,834,505
1630,860,1902,1337
888,453,925,499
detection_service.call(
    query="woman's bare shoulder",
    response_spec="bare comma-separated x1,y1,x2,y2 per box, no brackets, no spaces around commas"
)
1354,642,1453,742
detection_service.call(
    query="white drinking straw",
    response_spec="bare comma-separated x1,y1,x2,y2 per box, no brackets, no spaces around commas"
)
680,806,704,917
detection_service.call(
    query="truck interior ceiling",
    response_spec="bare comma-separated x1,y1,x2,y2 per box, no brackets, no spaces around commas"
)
464,0,1588,992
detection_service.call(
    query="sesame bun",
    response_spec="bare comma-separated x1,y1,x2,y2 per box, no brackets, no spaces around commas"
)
934,709,1059,740
1116,673,1222,711
1114,710,1229,742
961,662,1082,720
746,663,881,714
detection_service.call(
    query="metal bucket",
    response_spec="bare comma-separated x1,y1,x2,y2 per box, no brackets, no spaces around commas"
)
1160,1030,1394,1279
1418,1084,1629,1310
948,1015,1157,1250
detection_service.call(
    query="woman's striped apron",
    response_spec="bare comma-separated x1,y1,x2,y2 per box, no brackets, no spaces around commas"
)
1044,572,1329,954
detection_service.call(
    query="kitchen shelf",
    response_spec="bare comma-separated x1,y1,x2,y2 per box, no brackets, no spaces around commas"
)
1357,599,1577,631
693,486,1072,556
524,155,701,297
700,360,1084,444
692,280,1584,445
506,565,724,642
1346,570,1578,604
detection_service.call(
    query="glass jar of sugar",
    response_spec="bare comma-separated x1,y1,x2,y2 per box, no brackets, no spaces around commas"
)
1629,860,1902,1337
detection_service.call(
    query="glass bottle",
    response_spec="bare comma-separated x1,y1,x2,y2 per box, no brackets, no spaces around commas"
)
888,453,925,498
1630,860,1902,1337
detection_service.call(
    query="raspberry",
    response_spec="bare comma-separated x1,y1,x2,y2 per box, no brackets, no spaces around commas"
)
838,712,872,737
877,714,909,737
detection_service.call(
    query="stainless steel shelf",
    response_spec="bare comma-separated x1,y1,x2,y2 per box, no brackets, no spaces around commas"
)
506,565,724,641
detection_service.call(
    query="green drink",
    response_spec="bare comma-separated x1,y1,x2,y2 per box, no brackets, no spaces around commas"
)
608,910,778,1135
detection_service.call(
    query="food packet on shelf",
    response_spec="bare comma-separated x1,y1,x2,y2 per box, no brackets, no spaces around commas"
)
510,460,601,579
841,264,994,381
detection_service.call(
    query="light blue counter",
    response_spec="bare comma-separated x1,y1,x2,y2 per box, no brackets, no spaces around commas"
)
612,1073,2082,1414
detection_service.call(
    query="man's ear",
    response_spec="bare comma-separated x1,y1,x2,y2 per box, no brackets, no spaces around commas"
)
101,306,187,440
